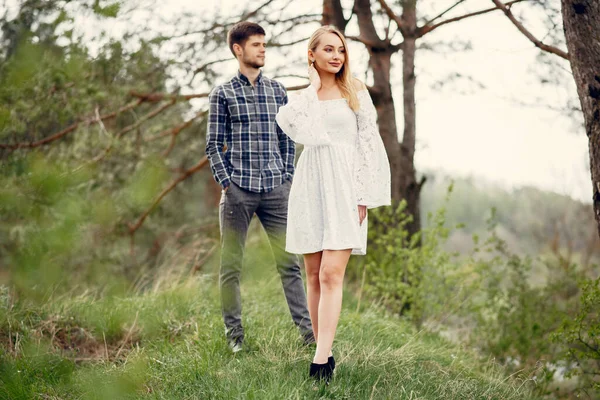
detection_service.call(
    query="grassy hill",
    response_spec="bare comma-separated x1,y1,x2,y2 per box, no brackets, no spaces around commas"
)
1,264,538,399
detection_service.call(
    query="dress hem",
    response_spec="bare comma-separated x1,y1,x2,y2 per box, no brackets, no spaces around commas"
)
286,245,366,256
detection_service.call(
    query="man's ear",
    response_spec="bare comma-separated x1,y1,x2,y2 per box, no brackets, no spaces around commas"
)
232,43,243,58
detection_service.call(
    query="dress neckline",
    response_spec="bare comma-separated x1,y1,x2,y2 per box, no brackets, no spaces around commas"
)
317,89,369,102
318,98,347,103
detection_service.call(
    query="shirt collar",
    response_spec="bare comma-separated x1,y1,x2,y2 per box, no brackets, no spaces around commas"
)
236,70,263,86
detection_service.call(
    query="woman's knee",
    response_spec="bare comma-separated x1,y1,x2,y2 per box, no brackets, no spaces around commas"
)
304,254,321,284
319,264,344,288
305,266,320,286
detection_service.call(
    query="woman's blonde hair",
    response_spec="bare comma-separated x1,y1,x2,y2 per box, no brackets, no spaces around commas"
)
308,26,359,112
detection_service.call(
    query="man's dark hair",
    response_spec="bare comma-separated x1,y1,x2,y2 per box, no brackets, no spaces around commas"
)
227,21,266,57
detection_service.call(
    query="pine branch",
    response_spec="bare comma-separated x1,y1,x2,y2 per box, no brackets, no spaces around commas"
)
128,157,210,236
0,99,143,150
491,0,569,59
162,110,208,157
418,0,529,37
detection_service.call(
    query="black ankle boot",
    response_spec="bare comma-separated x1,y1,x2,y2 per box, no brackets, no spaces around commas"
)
328,354,335,371
309,362,333,384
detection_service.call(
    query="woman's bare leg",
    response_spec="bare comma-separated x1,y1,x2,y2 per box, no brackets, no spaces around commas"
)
303,252,322,344
313,249,352,364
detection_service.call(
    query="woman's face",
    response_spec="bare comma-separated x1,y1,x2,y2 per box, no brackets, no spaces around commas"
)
310,32,345,75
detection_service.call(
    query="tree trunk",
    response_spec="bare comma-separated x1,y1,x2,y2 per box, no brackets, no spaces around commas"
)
399,2,423,238
353,0,423,238
368,51,420,236
322,0,347,30
561,0,600,238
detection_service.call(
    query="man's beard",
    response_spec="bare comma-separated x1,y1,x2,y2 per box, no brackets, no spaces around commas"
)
242,54,264,69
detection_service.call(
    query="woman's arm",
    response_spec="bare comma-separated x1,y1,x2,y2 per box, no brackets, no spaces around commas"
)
276,83,295,181
354,81,391,209
275,85,330,147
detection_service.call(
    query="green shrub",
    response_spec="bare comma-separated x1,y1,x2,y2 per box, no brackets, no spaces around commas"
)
348,183,595,398
553,277,600,398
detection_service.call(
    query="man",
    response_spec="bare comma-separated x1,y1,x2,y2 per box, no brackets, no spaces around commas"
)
206,21,314,353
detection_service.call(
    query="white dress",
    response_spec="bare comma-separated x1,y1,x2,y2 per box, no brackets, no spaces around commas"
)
275,85,391,255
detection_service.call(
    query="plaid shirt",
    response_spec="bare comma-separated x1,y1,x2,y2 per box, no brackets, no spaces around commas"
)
206,70,294,193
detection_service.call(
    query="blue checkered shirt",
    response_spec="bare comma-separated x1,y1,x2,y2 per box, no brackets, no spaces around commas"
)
205,70,294,193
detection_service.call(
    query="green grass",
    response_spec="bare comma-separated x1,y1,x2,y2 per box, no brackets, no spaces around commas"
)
1,273,539,400
0,225,538,400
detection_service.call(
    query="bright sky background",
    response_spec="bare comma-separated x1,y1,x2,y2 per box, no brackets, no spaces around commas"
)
3,0,591,203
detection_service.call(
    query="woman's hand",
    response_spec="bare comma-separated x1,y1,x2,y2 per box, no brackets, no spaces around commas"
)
308,63,321,90
358,205,367,225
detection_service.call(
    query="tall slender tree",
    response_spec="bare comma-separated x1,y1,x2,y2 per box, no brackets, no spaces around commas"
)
560,1,600,237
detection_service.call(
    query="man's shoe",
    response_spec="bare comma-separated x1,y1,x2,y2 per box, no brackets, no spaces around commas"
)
228,337,243,353
302,331,316,346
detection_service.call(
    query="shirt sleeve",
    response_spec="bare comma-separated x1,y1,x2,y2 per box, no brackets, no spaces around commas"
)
205,86,232,189
275,85,331,146
354,89,391,208
276,83,295,180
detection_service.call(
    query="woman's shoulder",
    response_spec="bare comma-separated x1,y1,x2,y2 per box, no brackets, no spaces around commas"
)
352,78,367,91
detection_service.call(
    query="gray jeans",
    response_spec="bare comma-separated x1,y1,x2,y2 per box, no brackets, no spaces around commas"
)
218,180,313,342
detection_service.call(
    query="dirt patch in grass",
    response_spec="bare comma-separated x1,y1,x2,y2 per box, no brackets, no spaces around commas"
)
1,315,141,363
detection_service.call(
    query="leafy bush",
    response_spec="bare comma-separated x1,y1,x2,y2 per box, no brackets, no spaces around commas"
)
553,277,600,398
348,184,598,398
348,185,458,326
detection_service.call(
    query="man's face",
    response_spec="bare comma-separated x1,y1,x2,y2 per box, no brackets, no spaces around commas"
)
236,35,266,68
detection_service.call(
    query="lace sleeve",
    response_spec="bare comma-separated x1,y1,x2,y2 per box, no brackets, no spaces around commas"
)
275,85,331,146
354,89,391,209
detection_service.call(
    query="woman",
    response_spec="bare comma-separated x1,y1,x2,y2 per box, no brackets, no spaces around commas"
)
276,26,391,383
